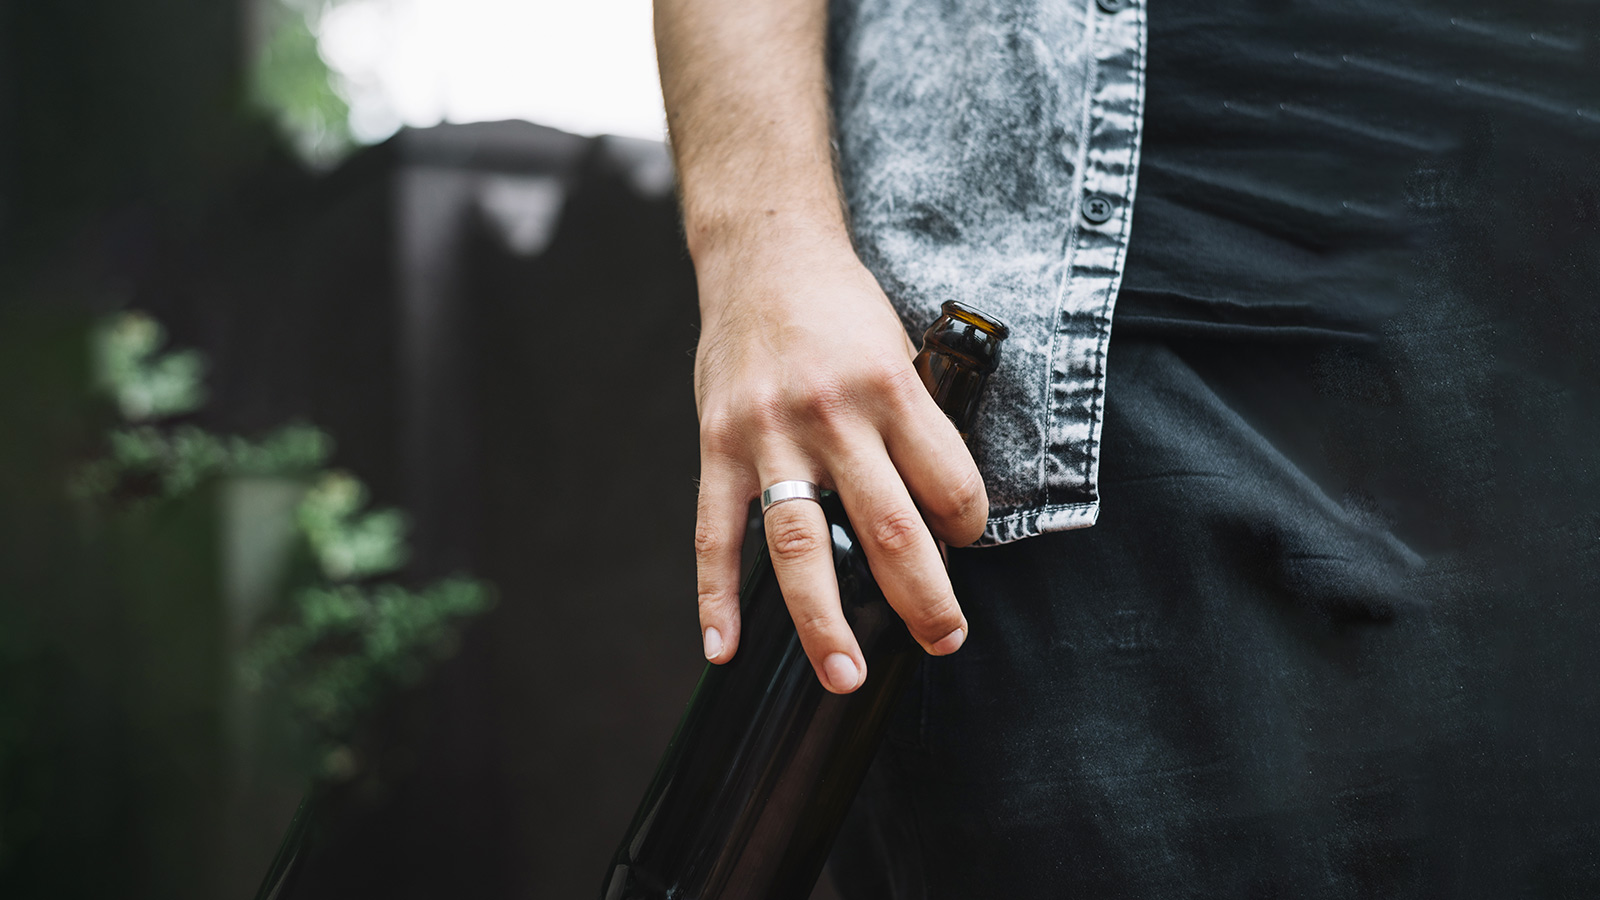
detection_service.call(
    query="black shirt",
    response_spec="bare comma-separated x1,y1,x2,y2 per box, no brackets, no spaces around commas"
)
1118,0,1599,339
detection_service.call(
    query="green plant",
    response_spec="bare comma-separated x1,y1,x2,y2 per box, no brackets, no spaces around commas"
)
241,578,491,776
91,311,206,421
251,0,358,168
80,310,495,781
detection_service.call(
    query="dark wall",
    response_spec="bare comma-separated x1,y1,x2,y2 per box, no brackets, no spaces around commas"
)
0,2,722,893
0,0,265,289
269,126,709,900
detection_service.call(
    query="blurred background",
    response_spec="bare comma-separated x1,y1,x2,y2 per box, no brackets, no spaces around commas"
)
0,1,745,897
5,2,1600,900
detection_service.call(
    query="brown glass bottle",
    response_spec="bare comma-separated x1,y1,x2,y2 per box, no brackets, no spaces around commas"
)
602,301,1008,900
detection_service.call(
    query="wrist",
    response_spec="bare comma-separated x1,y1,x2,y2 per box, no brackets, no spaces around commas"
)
684,200,852,265
690,211,863,316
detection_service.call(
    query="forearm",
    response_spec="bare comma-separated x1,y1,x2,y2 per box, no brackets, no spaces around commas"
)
653,0,850,289
659,0,981,690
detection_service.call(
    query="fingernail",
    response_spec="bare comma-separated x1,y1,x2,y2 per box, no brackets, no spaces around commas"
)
823,652,861,692
703,626,723,660
930,627,966,655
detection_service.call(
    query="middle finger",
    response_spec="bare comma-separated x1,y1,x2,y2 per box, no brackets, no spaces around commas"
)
831,434,968,656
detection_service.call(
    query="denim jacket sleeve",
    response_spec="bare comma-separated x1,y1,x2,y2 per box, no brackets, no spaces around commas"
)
829,0,1148,545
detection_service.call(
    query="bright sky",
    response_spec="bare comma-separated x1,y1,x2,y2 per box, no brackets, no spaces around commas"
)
317,0,667,143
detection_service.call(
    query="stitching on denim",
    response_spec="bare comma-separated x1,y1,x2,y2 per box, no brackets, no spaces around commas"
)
978,500,1099,546
1039,0,1103,519
1082,0,1148,494
987,499,1099,527
1038,0,1146,527
981,500,1099,544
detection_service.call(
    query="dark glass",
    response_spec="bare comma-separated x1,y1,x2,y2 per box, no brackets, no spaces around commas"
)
252,793,315,900
602,301,1009,900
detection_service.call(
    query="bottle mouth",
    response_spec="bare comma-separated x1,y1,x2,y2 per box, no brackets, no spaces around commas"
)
941,300,1010,340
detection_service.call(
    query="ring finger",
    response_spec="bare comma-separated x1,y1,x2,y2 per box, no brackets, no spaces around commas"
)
757,457,865,695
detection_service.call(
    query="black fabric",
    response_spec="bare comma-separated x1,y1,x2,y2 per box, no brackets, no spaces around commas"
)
828,77,1600,891
824,4,1600,894
831,336,1445,898
830,318,1600,896
1118,0,1599,339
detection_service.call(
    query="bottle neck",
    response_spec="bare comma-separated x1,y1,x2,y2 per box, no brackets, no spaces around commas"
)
913,302,1007,441
913,346,989,441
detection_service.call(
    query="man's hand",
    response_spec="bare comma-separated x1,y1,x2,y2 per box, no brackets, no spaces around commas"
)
656,0,987,694
691,231,988,693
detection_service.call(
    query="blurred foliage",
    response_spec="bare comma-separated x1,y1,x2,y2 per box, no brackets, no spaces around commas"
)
72,310,496,783
0,303,501,898
0,306,242,896
91,312,206,421
242,579,490,778
75,313,331,500
252,0,357,168
245,468,493,777
298,472,408,581
74,424,333,502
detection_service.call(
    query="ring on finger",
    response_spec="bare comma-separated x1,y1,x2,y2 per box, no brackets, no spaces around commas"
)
761,479,822,515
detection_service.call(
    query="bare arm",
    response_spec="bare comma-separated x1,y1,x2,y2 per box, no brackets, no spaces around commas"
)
657,0,987,694
656,0,845,270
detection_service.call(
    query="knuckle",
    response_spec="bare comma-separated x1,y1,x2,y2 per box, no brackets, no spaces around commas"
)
868,507,926,557
838,358,919,419
766,511,825,560
907,595,964,638
698,411,741,458
934,466,988,537
790,607,837,646
869,359,923,404
745,385,787,430
697,585,735,616
793,375,855,429
693,520,727,560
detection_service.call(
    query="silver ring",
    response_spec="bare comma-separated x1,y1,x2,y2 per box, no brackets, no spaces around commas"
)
761,480,822,514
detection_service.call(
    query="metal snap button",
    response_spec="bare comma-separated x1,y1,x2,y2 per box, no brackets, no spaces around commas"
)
1096,0,1131,13
1081,193,1116,224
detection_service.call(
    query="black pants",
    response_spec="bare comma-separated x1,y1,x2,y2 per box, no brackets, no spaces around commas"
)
831,302,1600,897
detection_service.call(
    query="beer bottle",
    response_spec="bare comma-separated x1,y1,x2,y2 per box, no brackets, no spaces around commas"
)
603,301,1009,900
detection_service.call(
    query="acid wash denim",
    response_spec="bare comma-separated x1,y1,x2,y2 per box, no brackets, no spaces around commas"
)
829,0,1148,545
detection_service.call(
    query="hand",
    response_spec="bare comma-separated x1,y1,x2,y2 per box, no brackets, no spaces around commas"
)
691,229,989,694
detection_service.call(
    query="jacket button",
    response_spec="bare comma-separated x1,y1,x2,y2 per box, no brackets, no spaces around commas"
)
1096,0,1130,12
1081,193,1116,224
